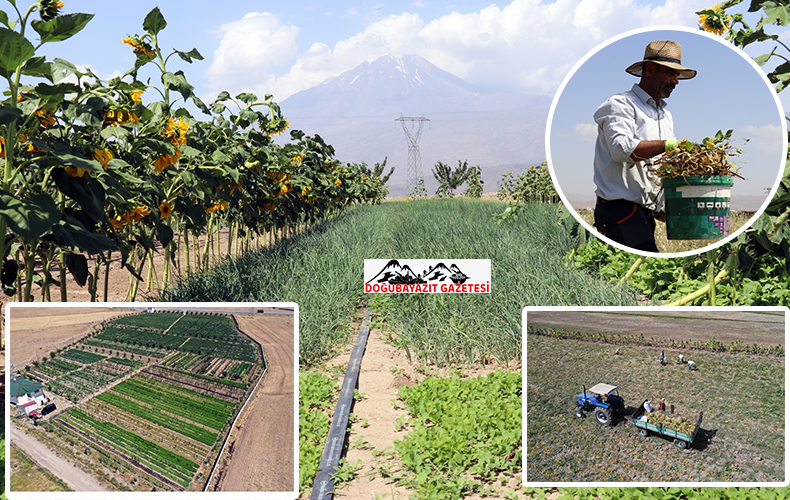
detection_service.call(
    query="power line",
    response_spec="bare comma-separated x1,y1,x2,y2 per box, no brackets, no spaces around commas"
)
395,115,430,194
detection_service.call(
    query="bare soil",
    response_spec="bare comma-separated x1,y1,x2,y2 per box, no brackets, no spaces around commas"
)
526,310,786,347
208,313,296,492
526,310,786,483
7,306,137,369
307,312,525,500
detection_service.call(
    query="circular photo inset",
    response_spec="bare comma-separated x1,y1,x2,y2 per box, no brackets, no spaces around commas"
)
547,26,787,257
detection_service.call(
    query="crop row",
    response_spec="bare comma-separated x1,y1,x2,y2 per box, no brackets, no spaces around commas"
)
179,337,257,363
114,375,235,429
47,358,142,402
95,327,187,350
108,312,182,331
83,398,209,464
95,391,218,445
527,326,785,356
107,357,144,368
0,5,391,304
161,353,252,383
59,408,198,487
222,360,253,381
166,315,239,342
82,338,169,358
144,366,247,402
49,358,81,372
59,348,107,364
154,364,247,390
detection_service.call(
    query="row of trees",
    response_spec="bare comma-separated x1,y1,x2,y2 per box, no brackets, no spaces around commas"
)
0,3,394,302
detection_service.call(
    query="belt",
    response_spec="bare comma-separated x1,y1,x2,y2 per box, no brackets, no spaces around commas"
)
596,197,664,220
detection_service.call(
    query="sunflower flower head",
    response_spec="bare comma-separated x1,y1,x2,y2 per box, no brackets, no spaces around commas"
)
159,200,173,220
129,205,151,223
92,148,113,170
34,108,57,131
262,117,289,137
698,5,730,36
103,108,140,127
38,0,64,21
153,149,182,173
163,117,189,145
65,165,87,178
122,35,154,58
131,89,144,104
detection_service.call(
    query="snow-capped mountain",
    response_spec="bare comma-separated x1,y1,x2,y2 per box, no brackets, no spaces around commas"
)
280,54,551,196
366,259,421,285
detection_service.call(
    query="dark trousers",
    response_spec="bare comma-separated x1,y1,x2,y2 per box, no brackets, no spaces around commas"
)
593,198,658,252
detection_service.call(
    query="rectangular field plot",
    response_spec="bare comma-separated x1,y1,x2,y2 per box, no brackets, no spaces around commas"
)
45,357,144,402
107,312,182,331
54,373,238,490
11,310,271,492
59,348,106,364
525,308,786,485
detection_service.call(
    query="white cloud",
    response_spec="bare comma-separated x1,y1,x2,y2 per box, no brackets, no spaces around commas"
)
740,124,784,152
204,0,715,101
574,123,598,141
204,12,299,100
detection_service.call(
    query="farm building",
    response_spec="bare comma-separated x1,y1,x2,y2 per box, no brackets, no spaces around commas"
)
10,375,48,417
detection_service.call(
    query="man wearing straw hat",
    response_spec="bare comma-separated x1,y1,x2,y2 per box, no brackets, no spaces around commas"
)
593,40,696,252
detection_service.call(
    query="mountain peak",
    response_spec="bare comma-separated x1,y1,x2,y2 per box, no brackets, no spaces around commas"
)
279,54,551,196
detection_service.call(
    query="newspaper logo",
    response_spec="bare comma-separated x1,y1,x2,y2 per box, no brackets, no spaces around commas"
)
364,259,491,293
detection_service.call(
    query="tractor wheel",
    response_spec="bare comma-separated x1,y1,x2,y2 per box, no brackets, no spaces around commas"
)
637,428,648,437
574,406,584,418
594,408,612,426
674,439,688,449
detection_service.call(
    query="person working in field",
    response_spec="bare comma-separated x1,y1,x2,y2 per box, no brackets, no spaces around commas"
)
593,40,696,252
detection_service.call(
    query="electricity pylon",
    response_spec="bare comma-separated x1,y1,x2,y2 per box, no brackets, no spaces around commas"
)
395,115,430,195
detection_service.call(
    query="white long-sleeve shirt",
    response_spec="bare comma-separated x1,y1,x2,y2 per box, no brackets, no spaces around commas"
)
593,83,675,212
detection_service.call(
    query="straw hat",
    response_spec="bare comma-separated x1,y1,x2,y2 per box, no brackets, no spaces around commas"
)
625,40,696,80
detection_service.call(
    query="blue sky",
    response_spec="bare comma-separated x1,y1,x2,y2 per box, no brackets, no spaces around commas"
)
548,27,787,207
28,0,768,101
17,0,790,186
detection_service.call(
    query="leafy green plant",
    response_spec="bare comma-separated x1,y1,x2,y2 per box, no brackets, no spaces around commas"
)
298,372,339,494
392,370,522,499
464,164,484,198
432,159,470,197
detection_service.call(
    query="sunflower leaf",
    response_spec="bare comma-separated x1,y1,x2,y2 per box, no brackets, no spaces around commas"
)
143,7,167,36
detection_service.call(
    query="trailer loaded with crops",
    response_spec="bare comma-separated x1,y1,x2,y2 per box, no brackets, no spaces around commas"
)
632,399,703,449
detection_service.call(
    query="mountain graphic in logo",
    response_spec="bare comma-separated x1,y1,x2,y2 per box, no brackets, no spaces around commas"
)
366,259,470,285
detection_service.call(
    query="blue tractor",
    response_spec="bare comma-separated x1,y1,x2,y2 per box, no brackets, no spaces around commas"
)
574,383,625,426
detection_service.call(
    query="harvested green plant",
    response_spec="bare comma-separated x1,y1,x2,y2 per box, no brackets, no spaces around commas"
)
653,130,745,179
645,411,698,436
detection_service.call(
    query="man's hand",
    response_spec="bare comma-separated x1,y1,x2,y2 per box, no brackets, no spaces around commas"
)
653,211,666,222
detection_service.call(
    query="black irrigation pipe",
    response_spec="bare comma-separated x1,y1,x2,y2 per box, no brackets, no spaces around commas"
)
310,308,371,500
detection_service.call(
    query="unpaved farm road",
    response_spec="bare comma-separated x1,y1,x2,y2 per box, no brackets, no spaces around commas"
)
211,313,296,492
11,425,105,492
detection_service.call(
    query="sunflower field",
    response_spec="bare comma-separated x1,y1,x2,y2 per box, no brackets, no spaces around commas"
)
0,2,391,304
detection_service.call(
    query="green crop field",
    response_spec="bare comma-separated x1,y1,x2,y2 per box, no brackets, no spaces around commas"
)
527,333,784,482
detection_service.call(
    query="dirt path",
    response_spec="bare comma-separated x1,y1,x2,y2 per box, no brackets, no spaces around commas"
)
326,325,417,499
209,313,296,492
11,425,106,492
315,315,524,500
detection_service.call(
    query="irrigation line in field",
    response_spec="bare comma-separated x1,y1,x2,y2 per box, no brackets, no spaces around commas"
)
203,322,269,491
310,308,372,500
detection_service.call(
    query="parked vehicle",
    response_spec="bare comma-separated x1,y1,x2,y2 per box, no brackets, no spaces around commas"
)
575,383,625,426
41,403,57,416
632,399,703,449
